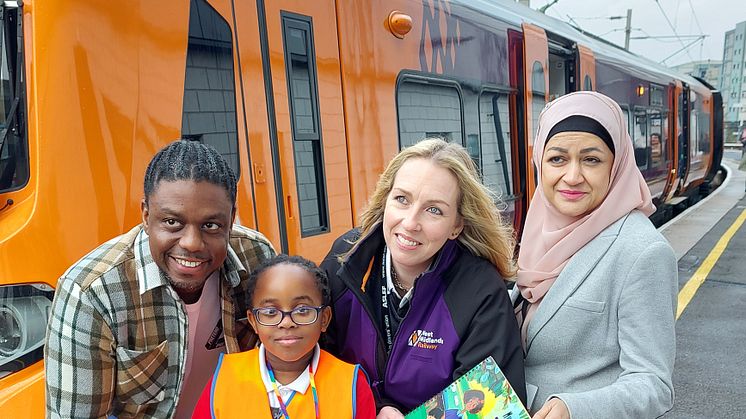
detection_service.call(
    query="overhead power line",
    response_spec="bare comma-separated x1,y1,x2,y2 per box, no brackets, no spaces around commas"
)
568,10,633,51
687,0,705,62
660,36,707,64
653,0,696,62
571,15,626,21
687,0,704,35
630,35,707,40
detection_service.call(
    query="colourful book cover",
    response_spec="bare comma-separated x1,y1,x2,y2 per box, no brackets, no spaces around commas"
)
405,356,529,419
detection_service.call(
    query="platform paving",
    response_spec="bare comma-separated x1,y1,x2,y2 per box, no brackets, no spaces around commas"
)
660,155,746,418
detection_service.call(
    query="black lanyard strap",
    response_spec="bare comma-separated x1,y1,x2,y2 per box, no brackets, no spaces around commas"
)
381,247,394,353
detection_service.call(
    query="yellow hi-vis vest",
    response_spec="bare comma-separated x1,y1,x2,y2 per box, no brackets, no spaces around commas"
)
210,348,359,418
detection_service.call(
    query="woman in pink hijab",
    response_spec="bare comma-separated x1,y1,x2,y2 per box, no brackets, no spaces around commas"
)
513,91,677,418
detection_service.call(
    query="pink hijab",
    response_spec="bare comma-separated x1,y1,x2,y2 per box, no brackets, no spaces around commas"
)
516,91,655,339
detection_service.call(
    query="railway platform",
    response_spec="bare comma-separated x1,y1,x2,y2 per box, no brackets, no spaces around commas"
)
660,153,746,418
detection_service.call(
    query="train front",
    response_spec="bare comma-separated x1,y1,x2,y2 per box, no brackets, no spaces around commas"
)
0,2,53,417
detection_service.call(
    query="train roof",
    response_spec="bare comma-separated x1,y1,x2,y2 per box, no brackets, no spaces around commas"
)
457,0,712,91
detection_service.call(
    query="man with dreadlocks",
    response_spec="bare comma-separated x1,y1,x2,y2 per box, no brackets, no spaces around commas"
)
45,140,275,418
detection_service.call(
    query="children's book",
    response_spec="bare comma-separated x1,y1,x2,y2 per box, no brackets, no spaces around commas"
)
405,356,529,419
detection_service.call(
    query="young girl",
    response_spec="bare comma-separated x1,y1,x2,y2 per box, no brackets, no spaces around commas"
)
193,254,375,418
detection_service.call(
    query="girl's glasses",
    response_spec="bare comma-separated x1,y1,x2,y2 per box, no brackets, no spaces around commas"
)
251,305,326,326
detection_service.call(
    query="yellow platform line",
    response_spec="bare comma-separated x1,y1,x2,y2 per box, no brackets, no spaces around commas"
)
677,207,746,320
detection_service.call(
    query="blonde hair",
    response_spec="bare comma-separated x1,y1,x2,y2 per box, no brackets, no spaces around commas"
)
349,138,516,279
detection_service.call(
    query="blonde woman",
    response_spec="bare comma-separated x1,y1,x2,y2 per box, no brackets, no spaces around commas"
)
320,139,525,419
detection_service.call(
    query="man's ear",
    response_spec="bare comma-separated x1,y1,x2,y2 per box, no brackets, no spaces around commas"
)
141,199,149,229
319,306,332,332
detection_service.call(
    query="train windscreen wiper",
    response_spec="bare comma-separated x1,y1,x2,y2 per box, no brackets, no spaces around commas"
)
0,97,19,159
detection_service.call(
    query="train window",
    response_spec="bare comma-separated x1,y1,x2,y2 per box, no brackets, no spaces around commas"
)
547,55,566,101
181,0,239,176
690,110,700,157
647,110,666,166
530,61,546,141
397,80,463,148
531,61,545,94
281,13,329,236
697,112,710,154
584,75,592,91
478,91,515,217
0,6,28,192
633,109,648,169
649,85,664,107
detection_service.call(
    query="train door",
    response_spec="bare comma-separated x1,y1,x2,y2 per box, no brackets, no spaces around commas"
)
179,0,262,235
651,81,678,202
233,0,353,260
683,89,708,190
643,84,670,200
521,23,549,199
663,81,684,201
678,84,690,185
706,91,723,184
576,44,596,91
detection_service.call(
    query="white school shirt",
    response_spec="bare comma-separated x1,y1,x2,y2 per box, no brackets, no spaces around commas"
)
258,343,321,415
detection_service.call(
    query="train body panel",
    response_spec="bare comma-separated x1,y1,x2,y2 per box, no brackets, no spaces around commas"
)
0,0,723,413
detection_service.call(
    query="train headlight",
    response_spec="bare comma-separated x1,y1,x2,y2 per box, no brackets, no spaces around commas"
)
0,305,23,356
0,284,55,379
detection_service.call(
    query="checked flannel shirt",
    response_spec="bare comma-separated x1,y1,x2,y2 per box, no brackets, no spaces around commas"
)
45,223,275,418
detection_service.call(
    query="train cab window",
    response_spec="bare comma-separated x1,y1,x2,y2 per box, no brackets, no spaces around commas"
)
0,6,27,192
633,109,648,169
397,80,463,149
181,0,239,176
478,91,514,216
281,13,329,236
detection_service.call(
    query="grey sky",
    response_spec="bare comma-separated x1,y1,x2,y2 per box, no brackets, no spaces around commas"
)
531,0,745,67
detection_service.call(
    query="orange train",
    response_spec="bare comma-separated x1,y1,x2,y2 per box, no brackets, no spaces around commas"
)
0,0,722,415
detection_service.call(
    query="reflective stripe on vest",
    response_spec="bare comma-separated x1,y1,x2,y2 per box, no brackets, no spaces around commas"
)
210,348,358,418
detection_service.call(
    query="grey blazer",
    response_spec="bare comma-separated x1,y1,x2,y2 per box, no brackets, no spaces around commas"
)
514,210,677,418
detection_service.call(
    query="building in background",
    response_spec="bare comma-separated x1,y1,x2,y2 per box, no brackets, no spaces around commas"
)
671,60,722,89
721,20,746,144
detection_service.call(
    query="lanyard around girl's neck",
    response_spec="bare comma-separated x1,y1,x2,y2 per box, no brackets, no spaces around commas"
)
265,359,320,419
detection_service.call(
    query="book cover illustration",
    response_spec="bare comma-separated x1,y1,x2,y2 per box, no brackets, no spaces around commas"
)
405,356,529,419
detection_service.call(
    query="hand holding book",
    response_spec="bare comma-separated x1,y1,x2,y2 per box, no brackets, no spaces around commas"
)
405,357,529,419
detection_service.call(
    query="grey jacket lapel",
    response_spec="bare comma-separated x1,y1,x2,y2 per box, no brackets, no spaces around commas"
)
525,214,628,353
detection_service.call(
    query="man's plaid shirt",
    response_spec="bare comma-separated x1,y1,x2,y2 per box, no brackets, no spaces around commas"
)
45,224,275,418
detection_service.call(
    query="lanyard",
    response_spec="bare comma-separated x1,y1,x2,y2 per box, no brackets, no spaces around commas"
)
265,360,320,419
381,248,394,353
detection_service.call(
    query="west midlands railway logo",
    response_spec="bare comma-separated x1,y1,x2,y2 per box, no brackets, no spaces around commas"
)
408,329,444,350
